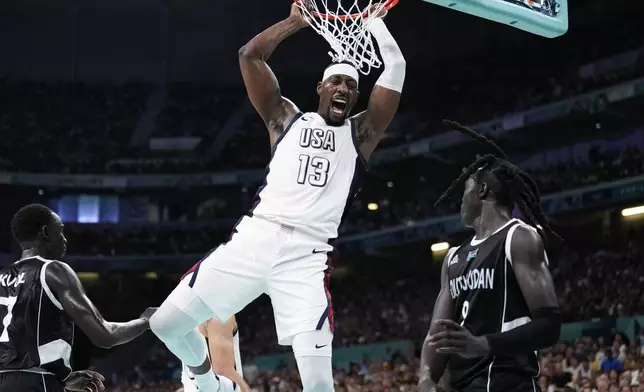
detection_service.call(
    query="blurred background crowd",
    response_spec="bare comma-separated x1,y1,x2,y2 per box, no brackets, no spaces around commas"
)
1,0,644,391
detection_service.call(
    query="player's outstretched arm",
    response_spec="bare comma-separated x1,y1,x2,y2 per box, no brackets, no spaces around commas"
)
45,261,155,349
353,10,406,161
238,4,307,145
418,250,454,392
483,226,561,354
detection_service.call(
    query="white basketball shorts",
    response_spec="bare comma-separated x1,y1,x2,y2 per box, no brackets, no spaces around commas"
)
166,215,334,345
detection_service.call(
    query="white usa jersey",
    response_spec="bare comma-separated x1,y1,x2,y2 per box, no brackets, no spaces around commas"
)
251,112,367,241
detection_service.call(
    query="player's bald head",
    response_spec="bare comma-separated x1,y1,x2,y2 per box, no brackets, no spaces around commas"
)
11,204,55,244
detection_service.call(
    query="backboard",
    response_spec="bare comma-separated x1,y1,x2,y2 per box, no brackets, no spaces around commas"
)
424,0,568,38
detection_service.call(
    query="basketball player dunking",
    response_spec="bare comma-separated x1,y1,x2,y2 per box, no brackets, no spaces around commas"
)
177,266,248,392
0,204,156,392
418,122,562,392
149,4,405,391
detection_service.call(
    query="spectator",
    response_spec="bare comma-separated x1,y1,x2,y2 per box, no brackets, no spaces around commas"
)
602,350,625,374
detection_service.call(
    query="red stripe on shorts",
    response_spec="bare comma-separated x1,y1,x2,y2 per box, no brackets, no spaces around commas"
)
180,262,199,281
325,255,335,333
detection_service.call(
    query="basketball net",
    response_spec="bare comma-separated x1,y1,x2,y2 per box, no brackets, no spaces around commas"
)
296,0,388,75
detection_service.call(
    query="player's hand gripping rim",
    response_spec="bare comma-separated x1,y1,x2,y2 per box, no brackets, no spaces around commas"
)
64,369,106,392
427,319,490,359
365,2,388,20
289,2,312,29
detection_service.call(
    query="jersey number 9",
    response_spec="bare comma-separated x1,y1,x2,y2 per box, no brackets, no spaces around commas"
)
460,300,469,327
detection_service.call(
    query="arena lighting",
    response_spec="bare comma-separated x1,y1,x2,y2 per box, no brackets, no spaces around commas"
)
431,242,450,252
367,202,379,211
77,272,99,280
622,206,644,217
145,272,158,280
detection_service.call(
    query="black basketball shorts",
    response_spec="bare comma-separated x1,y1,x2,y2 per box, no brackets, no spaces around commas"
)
456,372,539,392
0,372,64,392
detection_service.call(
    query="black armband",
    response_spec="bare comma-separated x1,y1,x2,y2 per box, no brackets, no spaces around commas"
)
486,307,561,356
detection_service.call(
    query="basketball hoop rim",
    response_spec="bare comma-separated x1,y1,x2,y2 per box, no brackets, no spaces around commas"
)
294,0,399,20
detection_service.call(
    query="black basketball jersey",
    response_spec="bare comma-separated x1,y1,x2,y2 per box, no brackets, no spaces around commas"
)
446,219,541,392
0,256,73,381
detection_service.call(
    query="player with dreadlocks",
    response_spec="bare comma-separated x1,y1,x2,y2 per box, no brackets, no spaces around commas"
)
418,120,562,392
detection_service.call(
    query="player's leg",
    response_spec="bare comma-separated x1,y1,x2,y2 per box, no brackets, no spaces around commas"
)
183,372,240,392
205,326,250,392
180,362,202,392
179,348,242,392
150,225,270,392
232,328,247,391
292,323,334,392
150,283,219,391
181,362,243,392
268,233,335,391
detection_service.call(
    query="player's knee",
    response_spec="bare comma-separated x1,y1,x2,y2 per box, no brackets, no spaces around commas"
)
148,307,170,339
149,303,192,341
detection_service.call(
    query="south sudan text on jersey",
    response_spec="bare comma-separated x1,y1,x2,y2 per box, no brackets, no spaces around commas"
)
448,268,494,299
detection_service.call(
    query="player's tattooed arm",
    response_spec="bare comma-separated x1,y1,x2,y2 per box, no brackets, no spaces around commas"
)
46,260,154,348
418,250,454,392
352,75,403,161
239,4,307,145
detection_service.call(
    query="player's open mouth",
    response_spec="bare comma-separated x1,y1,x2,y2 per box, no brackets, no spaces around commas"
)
331,96,347,115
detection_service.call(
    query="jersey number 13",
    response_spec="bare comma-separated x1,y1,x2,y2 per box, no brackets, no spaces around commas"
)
297,154,330,187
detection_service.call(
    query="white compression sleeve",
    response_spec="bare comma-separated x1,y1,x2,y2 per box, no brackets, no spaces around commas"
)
150,304,220,391
150,304,209,367
366,18,406,93
294,355,334,392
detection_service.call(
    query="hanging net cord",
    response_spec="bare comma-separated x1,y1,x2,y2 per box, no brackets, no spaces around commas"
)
296,0,389,75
